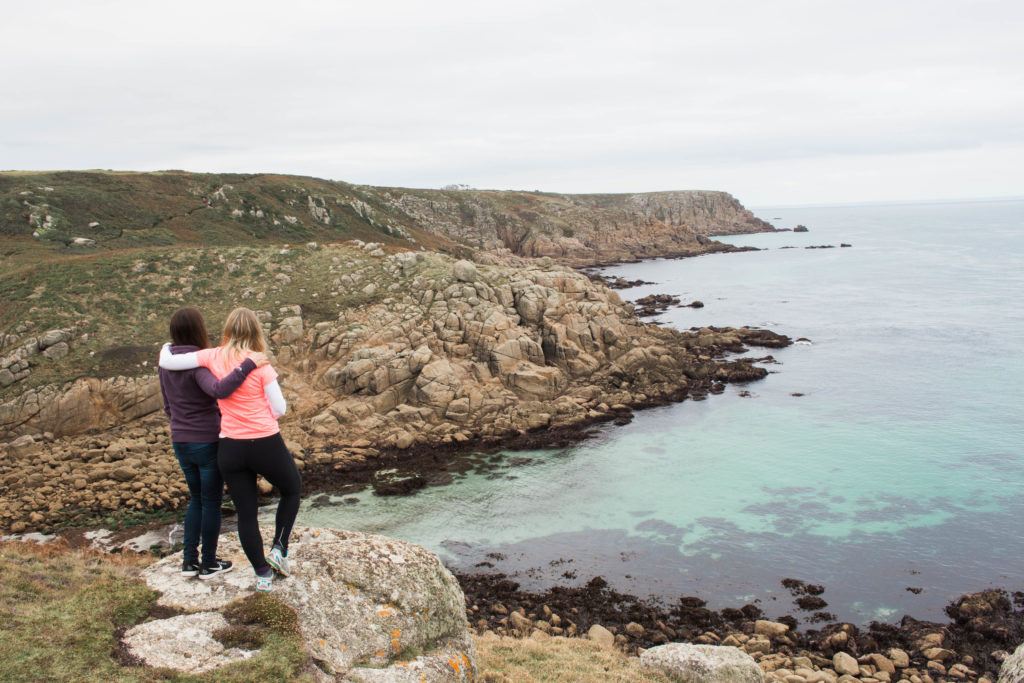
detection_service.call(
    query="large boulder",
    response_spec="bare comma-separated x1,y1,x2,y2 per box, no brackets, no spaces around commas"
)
131,526,476,681
452,259,478,282
1000,643,1024,683
640,643,764,683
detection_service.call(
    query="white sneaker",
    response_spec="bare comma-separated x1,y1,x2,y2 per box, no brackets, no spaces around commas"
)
255,571,273,592
267,546,291,577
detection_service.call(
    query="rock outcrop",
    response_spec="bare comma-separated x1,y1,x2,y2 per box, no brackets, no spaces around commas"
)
0,245,788,532
130,526,476,681
0,375,160,438
640,643,765,682
384,188,772,265
999,642,1024,682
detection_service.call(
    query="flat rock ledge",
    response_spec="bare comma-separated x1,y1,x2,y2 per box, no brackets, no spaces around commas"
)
640,643,765,683
128,526,476,681
122,612,255,673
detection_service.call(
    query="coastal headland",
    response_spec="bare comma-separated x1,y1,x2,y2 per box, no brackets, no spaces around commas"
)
2,171,1021,681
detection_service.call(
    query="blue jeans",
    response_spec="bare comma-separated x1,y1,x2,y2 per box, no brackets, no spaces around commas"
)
173,442,223,566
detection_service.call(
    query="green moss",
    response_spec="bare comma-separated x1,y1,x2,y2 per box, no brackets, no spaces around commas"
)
213,624,266,650
223,593,301,636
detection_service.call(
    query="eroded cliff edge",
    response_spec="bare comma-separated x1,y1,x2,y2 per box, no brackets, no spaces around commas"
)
1,171,773,266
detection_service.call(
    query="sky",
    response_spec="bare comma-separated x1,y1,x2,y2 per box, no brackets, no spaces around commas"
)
2,1,1022,205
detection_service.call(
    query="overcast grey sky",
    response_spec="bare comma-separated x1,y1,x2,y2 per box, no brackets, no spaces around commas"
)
2,1,1022,205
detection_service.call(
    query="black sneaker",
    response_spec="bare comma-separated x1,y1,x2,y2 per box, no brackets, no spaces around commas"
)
198,558,234,581
181,561,200,578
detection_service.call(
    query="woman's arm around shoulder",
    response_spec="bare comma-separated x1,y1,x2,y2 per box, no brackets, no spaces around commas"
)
158,343,204,371
193,352,269,399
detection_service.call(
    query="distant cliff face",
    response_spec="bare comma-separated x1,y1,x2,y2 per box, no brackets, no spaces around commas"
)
378,188,772,265
0,172,771,266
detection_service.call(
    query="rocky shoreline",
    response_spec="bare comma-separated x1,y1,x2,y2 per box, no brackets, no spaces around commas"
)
21,512,1018,683
457,571,1022,682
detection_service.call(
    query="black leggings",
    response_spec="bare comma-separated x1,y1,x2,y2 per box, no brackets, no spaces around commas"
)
218,433,301,573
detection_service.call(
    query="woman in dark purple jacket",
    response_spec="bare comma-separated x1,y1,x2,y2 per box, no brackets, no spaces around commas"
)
159,307,268,579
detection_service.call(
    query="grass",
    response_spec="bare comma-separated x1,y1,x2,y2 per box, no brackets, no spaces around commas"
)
0,541,154,682
474,634,673,683
0,242,387,397
0,541,675,682
0,541,314,682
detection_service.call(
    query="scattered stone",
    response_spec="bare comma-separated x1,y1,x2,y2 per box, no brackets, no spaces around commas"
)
755,620,790,638
587,624,615,649
833,652,859,676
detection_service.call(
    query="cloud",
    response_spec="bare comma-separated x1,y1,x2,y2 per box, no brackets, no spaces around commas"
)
2,0,1022,204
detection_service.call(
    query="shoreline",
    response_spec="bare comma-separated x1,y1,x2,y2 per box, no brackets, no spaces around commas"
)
455,570,1020,681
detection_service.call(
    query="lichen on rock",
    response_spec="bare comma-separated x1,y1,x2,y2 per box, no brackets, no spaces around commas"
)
136,526,477,680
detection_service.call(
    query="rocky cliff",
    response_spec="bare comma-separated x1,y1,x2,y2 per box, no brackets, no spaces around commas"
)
377,188,772,264
0,241,788,532
1,171,772,267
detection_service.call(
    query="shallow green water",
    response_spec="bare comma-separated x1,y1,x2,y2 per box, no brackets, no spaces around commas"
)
288,199,1024,623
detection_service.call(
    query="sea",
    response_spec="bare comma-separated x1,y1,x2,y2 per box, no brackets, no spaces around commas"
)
285,199,1024,624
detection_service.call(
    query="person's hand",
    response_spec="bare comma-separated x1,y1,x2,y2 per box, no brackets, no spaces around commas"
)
250,352,271,368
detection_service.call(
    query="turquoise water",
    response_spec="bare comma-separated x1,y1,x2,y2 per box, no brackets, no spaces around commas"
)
290,199,1024,623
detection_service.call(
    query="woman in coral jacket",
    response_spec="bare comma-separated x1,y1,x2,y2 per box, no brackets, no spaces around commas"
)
160,307,300,592
158,306,268,580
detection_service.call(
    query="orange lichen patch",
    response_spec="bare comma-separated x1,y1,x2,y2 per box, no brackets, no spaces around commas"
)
448,656,462,673
377,605,396,618
374,649,387,658
390,628,402,653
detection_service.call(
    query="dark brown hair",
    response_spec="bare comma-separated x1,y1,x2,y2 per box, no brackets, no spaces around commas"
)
169,307,211,349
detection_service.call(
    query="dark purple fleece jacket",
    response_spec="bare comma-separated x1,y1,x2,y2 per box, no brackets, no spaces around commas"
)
158,344,256,443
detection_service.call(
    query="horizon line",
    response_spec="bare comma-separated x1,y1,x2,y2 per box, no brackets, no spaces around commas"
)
2,168,1022,208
